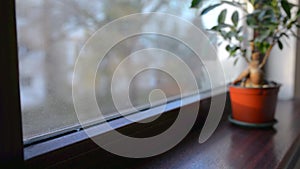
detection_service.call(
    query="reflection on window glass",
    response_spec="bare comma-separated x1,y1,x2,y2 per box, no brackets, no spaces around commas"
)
16,0,219,142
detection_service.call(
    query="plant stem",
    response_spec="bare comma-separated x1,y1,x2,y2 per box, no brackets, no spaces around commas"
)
259,44,275,69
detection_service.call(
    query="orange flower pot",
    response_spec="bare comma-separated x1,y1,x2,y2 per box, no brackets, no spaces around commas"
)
229,84,281,124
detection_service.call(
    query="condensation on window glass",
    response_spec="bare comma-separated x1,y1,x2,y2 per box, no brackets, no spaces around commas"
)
16,0,222,142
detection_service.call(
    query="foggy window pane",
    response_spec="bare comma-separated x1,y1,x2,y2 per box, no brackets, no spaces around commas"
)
16,0,222,142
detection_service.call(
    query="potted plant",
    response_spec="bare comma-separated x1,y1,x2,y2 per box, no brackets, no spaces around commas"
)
191,0,300,127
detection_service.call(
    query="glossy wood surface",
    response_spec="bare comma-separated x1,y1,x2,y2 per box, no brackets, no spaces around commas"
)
26,99,300,169
131,99,300,169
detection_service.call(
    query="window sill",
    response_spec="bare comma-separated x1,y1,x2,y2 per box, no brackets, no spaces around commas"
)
130,99,300,169
24,87,226,168
25,98,300,169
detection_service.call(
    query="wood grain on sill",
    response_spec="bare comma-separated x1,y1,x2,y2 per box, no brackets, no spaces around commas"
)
132,100,300,169
26,98,300,169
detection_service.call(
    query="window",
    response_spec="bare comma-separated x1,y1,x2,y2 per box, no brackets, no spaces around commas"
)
13,0,257,159
4,0,288,168
17,0,235,144
1,0,300,168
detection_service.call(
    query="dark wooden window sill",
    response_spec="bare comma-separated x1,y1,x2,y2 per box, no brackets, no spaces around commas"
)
25,98,300,169
131,99,300,169
24,90,222,168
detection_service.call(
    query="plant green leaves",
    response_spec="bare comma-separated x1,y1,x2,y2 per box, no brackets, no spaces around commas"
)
210,23,232,31
200,0,246,15
258,10,267,21
233,58,239,66
222,1,246,9
256,30,271,42
255,42,271,54
226,45,240,57
231,11,239,26
218,9,227,24
190,0,300,63
246,15,257,28
190,0,203,8
278,40,283,50
281,0,294,18
250,0,259,6
281,0,290,18
201,3,222,15
278,32,289,40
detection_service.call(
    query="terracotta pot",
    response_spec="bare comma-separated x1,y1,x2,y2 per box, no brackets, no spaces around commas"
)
229,83,281,124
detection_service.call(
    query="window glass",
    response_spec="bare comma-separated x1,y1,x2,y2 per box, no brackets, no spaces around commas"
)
16,0,233,142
